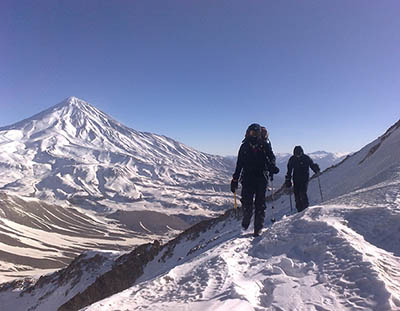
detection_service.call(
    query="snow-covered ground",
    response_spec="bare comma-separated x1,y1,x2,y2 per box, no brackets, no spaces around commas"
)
79,119,400,311
2,179,399,311
81,183,400,311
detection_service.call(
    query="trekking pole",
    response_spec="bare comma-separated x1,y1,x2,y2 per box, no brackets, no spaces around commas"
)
270,179,276,223
234,191,239,218
317,174,324,202
289,190,293,213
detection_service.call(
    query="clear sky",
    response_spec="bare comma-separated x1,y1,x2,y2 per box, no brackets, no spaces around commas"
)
1,1,399,156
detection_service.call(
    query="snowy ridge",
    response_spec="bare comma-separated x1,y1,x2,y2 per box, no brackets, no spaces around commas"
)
310,119,400,203
76,183,399,311
0,97,233,216
2,187,400,310
77,119,400,310
79,172,400,311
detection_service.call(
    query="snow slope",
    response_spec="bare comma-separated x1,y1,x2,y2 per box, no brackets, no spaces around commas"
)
77,119,400,311
0,97,233,217
2,180,399,310
291,119,400,207
81,182,400,311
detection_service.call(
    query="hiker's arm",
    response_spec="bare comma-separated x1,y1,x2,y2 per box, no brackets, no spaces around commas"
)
232,145,245,180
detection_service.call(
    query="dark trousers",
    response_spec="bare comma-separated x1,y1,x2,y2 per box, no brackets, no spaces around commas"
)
240,177,267,232
293,181,309,212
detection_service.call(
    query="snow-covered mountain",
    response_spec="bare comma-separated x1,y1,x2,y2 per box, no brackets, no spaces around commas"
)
0,97,235,281
0,97,233,217
1,119,399,311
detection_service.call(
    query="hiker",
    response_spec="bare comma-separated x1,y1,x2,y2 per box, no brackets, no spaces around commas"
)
230,123,279,237
285,146,320,212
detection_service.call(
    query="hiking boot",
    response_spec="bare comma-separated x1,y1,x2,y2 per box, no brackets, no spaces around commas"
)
242,221,250,230
242,217,251,230
253,228,262,237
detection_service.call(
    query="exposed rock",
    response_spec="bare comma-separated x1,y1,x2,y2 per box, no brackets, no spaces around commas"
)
58,241,161,311
58,209,236,311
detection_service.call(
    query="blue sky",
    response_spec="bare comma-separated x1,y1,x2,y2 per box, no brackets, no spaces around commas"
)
1,1,399,156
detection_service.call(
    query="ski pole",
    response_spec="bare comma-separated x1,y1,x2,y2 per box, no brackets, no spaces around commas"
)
234,191,237,209
317,174,324,202
234,191,240,218
270,179,276,223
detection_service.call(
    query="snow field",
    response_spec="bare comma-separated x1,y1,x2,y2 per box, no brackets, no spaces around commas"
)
81,190,400,311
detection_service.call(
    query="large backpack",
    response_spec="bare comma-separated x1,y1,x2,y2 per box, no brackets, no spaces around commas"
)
244,123,262,141
240,139,273,178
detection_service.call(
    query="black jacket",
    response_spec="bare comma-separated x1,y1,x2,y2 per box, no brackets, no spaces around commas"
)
232,139,275,182
286,154,319,184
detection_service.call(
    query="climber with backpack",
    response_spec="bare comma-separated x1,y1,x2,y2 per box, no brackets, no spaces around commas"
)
230,123,280,237
285,145,320,213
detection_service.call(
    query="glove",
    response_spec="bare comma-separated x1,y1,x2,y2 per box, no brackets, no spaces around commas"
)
269,172,274,181
311,163,320,174
230,179,238,193
285,178,292,188
270,166,280,175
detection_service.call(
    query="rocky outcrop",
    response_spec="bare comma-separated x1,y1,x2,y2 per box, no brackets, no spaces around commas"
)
58,209,236,311
0,207,236,311
58,241,161,311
